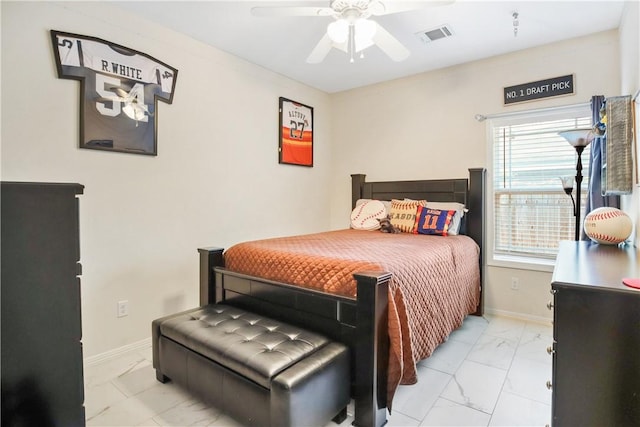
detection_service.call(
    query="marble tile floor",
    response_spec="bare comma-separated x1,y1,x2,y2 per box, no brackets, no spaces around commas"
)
84,314,553,427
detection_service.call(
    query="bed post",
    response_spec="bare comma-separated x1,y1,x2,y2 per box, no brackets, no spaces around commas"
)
353,271,392,427
467,168,486,316
198,247,224,306
351,174,366,208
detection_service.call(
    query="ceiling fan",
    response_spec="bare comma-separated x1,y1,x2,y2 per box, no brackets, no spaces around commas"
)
251,0,454,64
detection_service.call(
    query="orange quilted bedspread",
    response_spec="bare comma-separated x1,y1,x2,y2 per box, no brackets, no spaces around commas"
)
223,229,480,405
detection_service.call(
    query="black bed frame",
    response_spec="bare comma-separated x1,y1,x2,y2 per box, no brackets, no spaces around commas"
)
198,168,485,427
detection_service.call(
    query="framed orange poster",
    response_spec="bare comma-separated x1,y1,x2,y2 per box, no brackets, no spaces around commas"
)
279,97,313,167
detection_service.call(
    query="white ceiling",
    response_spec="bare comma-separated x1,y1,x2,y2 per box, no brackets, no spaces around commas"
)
114,0,626,93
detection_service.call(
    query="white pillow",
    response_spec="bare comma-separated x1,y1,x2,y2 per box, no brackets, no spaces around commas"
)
356,198,391,216
425,202,467,235
351,200,387,230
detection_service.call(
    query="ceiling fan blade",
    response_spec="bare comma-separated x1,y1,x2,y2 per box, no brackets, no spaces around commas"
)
368,0,454,16
306,33,334,63
251,6,334,17
371,22,410,61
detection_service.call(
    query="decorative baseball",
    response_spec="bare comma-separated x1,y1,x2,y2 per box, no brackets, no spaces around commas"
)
350,200,387,230
583,207,632,245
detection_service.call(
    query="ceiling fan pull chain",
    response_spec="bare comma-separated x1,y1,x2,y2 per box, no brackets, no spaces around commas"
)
349,23,355,63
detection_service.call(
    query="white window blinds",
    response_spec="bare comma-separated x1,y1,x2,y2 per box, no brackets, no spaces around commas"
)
490,104,592,259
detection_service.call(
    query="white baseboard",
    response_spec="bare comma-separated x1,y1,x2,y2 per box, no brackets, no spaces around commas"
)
83,311,551,366
484,307,552,325
84,337,152,367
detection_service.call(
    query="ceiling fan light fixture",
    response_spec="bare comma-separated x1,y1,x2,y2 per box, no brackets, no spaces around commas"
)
327,19,349,43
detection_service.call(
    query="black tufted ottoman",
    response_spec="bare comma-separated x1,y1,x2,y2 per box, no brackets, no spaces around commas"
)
152,304,350,427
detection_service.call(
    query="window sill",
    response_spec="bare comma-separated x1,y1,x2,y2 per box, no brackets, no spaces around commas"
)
488,254,555,273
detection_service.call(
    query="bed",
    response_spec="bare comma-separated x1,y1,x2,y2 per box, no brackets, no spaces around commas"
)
198,168,485,427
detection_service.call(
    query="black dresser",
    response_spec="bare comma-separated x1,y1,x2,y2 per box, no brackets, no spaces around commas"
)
1,182,85,427
550,240,640,427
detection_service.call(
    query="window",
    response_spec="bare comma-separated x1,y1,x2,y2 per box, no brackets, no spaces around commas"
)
488,104,591,265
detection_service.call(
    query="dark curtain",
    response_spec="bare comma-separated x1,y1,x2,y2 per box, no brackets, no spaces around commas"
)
581,95,620,239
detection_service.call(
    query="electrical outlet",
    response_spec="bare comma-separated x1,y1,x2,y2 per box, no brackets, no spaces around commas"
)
511,277,519,290
117,300,129,317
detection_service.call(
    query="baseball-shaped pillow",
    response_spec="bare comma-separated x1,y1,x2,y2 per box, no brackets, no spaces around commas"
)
583,207,632,245
350,200,387,230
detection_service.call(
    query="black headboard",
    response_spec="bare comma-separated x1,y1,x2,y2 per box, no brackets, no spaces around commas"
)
350,168,484,235
352,176,469,207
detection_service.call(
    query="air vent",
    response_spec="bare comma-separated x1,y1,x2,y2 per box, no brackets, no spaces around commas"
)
416,25,454,44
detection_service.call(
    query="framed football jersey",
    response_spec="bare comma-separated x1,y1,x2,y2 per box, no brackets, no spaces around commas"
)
51,30,178,156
